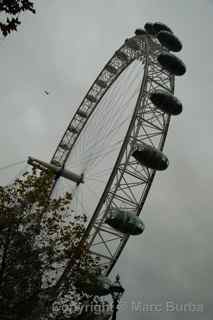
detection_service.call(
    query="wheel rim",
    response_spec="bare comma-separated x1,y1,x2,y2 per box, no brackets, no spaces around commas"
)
51,34,174,275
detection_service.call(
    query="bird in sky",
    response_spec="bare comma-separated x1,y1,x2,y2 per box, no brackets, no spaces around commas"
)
44,90,50,95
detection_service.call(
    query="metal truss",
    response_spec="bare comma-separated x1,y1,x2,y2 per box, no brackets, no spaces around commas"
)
50,38,144,167
50,33,174,275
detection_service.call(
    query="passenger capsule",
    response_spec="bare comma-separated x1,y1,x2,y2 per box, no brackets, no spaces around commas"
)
157,31,182,52
105,209,145,235
158,53,186,76
135,28,146,36
144,22,155,35
79,274,112,296
153,22,173,34
150,90,182,115
132,144,169,171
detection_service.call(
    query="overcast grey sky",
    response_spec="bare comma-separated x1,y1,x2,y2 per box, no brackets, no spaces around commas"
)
0,1,213,319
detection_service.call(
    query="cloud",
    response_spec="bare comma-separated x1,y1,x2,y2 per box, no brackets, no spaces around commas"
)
0,1,212,319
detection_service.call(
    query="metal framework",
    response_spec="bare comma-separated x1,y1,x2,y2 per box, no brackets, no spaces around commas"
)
47,33,174,275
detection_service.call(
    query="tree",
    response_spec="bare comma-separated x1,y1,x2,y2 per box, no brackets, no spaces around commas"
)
0,169,105,320
0,0,36,37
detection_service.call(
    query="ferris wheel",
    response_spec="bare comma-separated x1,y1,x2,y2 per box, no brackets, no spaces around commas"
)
28,22,186,278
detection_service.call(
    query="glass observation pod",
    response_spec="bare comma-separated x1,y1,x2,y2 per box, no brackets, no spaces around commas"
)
152,22,173,34
134,28,146,36
105,209,145,235
150,90,183,115
132,144,169,171
157,52,186,76
80,274,112,296
144,22,156,35
144,22,173,36
157,31,182,52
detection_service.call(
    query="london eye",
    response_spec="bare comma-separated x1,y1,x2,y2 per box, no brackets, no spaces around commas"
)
28,21,186,281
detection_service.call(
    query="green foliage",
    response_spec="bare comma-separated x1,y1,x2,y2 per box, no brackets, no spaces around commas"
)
0,170,102,320
0,0,36,37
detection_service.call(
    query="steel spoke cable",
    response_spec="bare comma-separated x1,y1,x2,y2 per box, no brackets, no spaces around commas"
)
78,81,129,158
0,160,25,171
84,139,124,171
85,177,106,183
76,188,87,217
77,113,131,167
73,117,131,167
79,137,124,167
85,183,102,204
88,167,114,177
5,163,28,187
73,62,142,164
74,79,141,165
66,64,142,173
78,69,126,152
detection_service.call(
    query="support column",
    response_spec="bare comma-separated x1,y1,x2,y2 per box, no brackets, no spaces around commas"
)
27,156,84,185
